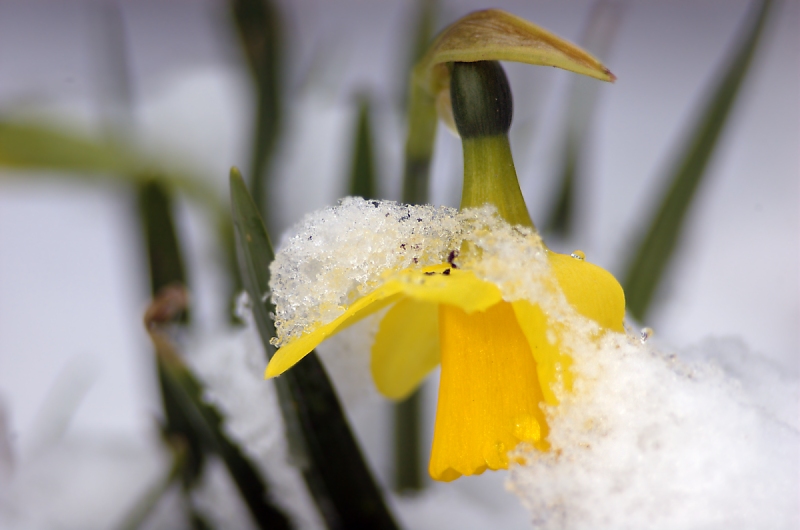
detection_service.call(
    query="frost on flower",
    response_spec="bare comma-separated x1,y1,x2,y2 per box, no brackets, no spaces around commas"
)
266,58,628,483
507,333,800,530
270,198,463,346
267,197,624,481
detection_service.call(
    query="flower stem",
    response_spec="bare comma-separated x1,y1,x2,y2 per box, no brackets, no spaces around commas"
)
450,61,534,228
461,135,534,228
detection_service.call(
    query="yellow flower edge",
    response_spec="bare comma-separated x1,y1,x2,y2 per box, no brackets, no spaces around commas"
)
266,263,503,379
266,249,624,481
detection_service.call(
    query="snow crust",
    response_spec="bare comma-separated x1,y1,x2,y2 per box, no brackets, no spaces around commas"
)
508,333,800,529
270,197,562,347
270,197,463,347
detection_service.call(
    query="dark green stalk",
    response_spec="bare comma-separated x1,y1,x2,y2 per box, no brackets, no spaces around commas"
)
545,1,624,235
348,98,377,199
138,179,291,529
138,181,189,303
393,392,423,491
401,85,438,205
231,0,283,226
395,88,432,487
230,169,400,529
451,61,532,228
394,4,439,491
137,180,203,492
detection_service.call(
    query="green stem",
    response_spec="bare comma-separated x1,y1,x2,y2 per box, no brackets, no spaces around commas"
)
393,389,423,491
461,135,533,228
451,61,533,228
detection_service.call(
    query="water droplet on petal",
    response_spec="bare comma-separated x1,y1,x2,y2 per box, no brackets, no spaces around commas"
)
514,416,541,441
640,327,654,343
570,250,586,260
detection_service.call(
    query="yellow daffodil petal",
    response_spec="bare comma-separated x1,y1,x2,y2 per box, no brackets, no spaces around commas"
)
510,300,566,405
267,264,501,379
384,264,503,313
266,287,404,378
430,301,548,482
512,252,626,404
547,250,625,332
371,299,440,400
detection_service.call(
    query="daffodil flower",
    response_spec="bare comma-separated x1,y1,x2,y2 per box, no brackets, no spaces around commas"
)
266,60,624,481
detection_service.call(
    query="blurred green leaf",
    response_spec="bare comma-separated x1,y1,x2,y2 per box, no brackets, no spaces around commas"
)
545,1,625,236
230,168,400,529
141,179,289,529
401,0,439,206
231,0,283,224
0,120,141,176
622,0,772,320
347,98,377,199
402,0,438,110
401,86,438,205
156,360,206,489
138,180,189,305
157,351,292,530
137,180,204,490
0,119,243,314
395,1,439,494
0,120,221,209
393,391,422,492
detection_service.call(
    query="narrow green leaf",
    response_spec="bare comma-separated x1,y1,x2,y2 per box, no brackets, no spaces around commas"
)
400,0,439,206
544,141,578,236
156,359,207,489
347,98,377,199
140,181,289,529
189,511,214,530
395,3,439,493
158,354,292,530
137,180,189,300
622,0,772,320
545,2,624,236
0,119,243,316
0,120,141,176
230,168,400,530
137,179,205,491
393,392,422,492
231,0,283,224
0,120,222,213
401,0,438,111
401,85,438,205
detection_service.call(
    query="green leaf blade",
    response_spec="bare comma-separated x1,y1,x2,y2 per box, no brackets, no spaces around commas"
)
138,180,189,299
231,0,283,224
158,356,293,530
140,177,289,529
229,168,400,530
347,98,377,199
622,0,772,320
545,2,625,236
